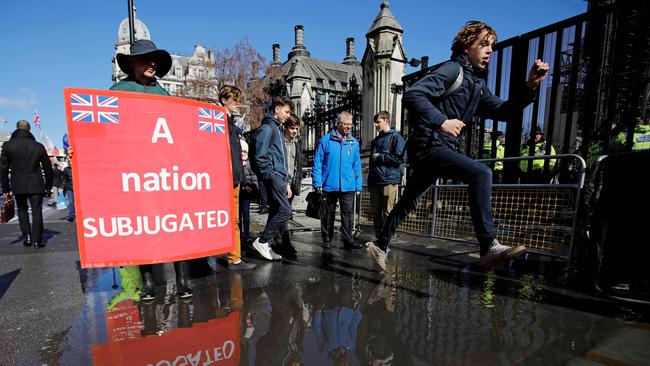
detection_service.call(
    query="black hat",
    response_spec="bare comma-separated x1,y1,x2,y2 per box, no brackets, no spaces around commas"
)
116,40,172,78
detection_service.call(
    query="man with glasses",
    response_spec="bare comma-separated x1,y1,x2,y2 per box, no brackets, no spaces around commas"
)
313,112,363,250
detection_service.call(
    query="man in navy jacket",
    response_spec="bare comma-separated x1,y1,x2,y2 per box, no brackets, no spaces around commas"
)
368,111,405,238
251,97,293,261
313,112,362,250
366,21,549,271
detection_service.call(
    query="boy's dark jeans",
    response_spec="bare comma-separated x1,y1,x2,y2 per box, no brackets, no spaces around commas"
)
377,147,495,254
260,173,292,245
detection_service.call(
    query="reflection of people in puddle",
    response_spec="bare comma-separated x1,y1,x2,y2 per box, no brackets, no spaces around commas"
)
356,273,413,365
106,266,143,311
255,283,306,365
309,275,362,365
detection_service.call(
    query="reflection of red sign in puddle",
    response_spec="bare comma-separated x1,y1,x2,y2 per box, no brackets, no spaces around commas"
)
92,312,240,365
106,300,143,343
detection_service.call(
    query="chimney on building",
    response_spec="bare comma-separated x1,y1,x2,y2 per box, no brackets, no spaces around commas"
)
288,25,311,59
272,44,281,66
295,25,304,47
343,37,359,65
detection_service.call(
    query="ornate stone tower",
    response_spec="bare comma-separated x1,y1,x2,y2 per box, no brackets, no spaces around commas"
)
361,2,407,149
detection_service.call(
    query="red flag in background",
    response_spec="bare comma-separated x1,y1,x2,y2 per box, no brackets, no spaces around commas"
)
33,110,41,127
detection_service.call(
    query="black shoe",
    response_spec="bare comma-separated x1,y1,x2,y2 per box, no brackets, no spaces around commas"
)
33,242,45,249
66,217,75,222
323,242,331,249
174,261,193,299
226,260,257,270
344,242,364,250
259,207,269,215
23,234,32,246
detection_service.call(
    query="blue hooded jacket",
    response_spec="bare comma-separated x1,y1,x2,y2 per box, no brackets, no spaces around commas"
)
253,114,288,181
368,128,405,185
312,130,362,192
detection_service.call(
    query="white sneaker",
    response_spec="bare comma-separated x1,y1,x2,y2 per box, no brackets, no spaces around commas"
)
478,239,526,270
269,247,282,261
366,241,387,272
253,238,274,261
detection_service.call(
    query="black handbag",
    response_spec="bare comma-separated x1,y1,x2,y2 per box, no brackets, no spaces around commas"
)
1,195,15,224
305,191,326,219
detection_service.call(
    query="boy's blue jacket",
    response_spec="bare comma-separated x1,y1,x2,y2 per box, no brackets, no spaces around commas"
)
254,114,288,181
312,130,362,192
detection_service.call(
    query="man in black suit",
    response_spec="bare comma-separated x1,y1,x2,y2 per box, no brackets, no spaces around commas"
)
1,120,53,248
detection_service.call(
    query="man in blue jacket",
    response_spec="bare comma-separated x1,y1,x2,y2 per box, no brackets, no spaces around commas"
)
251,97,293,261
368,111,405,238
366,21,549,271
313,112,363,250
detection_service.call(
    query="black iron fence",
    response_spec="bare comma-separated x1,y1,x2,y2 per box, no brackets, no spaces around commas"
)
401,2,649,180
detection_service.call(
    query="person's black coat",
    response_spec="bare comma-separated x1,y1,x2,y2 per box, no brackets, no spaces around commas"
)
287,137,303,196
227,114,243,188
1,129,53,194
61,166,74,192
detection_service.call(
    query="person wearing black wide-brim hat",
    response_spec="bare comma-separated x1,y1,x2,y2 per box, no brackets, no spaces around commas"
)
110,39,172,96
109,40,193,300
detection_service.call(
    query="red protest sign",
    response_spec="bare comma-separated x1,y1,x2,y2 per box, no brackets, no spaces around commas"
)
64,88,235,268
92,312,241,366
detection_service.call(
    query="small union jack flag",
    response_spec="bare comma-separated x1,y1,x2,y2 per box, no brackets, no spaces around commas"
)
198,107,226,134
70,94,119,124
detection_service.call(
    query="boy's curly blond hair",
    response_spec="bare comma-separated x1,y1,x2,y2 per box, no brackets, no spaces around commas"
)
451,21,497,55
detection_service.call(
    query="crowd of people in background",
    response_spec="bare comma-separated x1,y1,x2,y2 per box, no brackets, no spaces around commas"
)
4,20,649,305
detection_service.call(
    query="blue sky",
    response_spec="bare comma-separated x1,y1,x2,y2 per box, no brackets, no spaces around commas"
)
0,0,587,147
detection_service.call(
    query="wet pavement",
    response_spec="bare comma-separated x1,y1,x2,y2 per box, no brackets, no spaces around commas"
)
1,209,649,365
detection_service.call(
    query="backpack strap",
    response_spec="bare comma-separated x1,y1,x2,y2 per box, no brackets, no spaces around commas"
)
442,63,463,98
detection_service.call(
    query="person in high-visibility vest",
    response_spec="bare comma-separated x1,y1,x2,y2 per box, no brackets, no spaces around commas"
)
519,126,556,184
609,119,650,152
480,131,505,183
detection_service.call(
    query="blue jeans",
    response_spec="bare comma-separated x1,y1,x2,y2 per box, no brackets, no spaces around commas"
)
260,173,292,245
377,147,495,254
65,190,75,220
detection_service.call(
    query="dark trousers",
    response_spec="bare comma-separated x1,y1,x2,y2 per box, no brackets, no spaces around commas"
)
15,193,44,243
240,197,251,243
377,148,495,254
257,173,269,210
321,191,355,246
260,174,292,245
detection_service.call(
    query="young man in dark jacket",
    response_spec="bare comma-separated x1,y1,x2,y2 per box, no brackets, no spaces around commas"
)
274,113,303,257
218,85,256,270
366,21,549,271
1,120,53,248
251,97,293,261
368,111,405,238
110,39,192,300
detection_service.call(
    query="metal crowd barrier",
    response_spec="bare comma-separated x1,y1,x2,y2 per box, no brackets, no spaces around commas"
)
359,154,586,263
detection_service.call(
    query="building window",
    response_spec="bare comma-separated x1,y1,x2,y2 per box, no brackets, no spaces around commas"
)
341,82,348,90
175,67,181,77
316,78,323,88
329,81,336,90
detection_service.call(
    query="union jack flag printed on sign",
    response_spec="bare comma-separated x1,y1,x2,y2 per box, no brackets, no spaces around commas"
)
197,108,226,134
70,94,119,124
